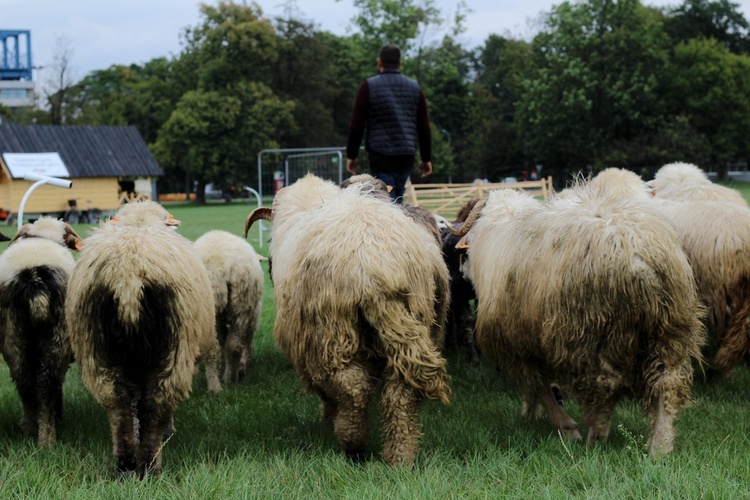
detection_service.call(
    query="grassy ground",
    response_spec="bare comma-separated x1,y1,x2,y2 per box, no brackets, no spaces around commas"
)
0,191,750,497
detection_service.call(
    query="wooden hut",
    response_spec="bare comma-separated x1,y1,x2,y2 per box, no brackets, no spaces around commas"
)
0,125,162,221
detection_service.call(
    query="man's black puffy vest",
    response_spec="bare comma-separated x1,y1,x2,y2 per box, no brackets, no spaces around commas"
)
365,70,421,156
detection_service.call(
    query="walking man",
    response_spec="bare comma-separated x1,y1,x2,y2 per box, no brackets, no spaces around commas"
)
346,45,432,203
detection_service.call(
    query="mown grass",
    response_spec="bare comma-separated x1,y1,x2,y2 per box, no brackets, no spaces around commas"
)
0,188,749,497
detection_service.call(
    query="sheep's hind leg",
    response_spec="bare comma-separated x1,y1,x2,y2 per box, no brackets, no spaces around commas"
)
583,397,618,446
238,345,250,381
35,366,67,447
541,386,582,441
648,395,676,457
107,402,138,476
380,378,422,467
203,338,222,393
137,397,173,478
328,364,375,462
222,332,243,385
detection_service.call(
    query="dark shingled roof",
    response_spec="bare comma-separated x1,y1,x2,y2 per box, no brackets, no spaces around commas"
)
0,124,163,178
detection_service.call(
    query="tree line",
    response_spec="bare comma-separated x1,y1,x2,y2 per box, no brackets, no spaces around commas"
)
4,0,750,200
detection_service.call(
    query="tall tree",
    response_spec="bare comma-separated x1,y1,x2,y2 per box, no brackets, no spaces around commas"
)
517,0,671,179
345,0,442,57
155,1,295,202
273,17,342,147
181,1,279,90
665,0,750,54
665,37,750,177
462,35,532,182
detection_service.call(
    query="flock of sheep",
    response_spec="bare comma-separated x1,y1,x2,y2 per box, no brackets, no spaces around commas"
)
0,161,747,477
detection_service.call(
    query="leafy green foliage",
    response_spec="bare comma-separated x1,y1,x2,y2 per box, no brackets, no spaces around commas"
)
346,0,443,56
666,37,750,176
517,0,672,176
664,0,750,54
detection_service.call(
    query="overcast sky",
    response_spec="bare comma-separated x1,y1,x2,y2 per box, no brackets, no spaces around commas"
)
3,0,750,80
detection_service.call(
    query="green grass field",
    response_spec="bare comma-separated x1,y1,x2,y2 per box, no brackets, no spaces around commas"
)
1,186,750,497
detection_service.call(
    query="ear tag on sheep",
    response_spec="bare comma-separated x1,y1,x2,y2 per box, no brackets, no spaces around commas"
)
258,254,269,261
165,214,182,227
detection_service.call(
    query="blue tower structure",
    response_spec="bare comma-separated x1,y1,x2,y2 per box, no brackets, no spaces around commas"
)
0,30,35,109
1,30,32,81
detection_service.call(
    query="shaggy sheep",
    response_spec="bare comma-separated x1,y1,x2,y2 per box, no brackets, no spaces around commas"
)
647,200,750,376
341,174,477,362
645,163,750,375
451,169,705,456
649,162,748,207
245,174,451,467
66,201,219,476
0,218,81,447
193,230,264,385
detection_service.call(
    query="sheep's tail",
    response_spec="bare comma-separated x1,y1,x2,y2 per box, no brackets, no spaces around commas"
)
9,266,67,329
363,299,451,405
712,277,750,375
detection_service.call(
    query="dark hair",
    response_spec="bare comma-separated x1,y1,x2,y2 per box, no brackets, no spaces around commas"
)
379,45,401,69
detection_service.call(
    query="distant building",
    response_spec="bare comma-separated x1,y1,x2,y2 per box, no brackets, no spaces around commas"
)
0,125,163,221
0,30,35,109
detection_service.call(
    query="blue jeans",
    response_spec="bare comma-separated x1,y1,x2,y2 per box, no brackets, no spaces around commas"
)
371,170,410,204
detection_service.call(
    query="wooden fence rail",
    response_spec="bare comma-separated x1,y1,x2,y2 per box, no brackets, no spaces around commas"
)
404,176,554,218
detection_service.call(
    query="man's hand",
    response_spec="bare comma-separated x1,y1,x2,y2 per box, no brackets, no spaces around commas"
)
419,161,433,178
347,158,359,175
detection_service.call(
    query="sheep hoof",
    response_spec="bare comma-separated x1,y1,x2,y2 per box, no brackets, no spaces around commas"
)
344,446,368,463
18,417,35,438
207,379,222,394
117,456,138,477
560,425,582,442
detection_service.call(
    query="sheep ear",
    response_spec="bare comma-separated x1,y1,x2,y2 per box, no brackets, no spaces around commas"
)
386,185,393,193
258,254,269,261
165,214,181,227
455,235,469,252
63,223,83,251
108,215,120,226
644,180,657,197
9,224,32,244
0,231,9,242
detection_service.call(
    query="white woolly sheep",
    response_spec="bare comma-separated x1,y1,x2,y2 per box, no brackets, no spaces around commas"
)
451,168,705,456
646,163,750,375
649,162,748,206
193,230,264,385
0,217,81,447
66,201,219,477
341,174,476,361
245,174,451,467
648,197,750,376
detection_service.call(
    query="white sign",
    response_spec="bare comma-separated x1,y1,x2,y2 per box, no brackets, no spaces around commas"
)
2,152,71,178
